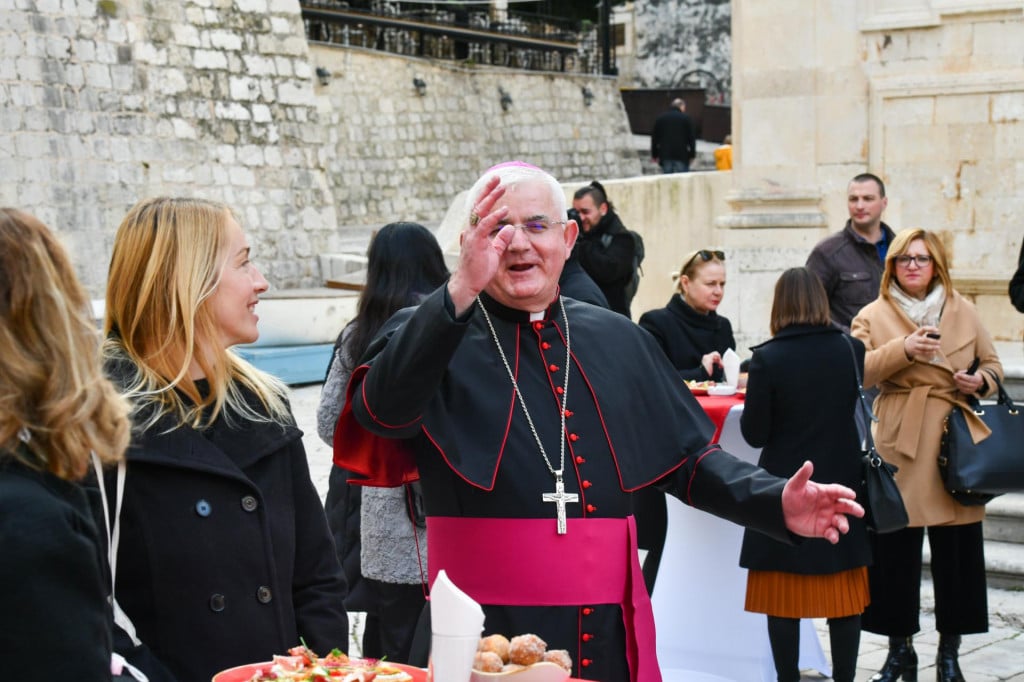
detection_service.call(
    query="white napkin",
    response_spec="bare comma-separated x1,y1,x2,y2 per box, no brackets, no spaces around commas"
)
429,570,484,682
722,349,741,387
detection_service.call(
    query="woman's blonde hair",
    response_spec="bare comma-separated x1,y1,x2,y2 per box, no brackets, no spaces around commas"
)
102,197,289,431
0,208,129,479
676,249,726,288
879,228,953,302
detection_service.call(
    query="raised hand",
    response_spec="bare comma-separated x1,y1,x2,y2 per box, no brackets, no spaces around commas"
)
447,176,511,315
781,461,865,544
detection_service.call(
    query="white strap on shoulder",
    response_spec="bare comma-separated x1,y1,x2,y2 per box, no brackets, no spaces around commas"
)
92,454,143,651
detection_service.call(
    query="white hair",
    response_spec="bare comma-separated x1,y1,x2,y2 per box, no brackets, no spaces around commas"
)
464,161,566,224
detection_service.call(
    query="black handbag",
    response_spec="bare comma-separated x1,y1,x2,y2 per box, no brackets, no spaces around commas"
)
938,373,1024,506
842,335,909,534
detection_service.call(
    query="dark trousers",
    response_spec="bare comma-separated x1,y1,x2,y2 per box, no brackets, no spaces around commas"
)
365,578,427,664
861,523,988,636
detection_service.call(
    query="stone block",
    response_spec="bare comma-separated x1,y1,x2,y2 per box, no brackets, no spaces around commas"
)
935,93,991,125
209,29,243,51
995,121,1024,160
270,17,292,35
992,92,1024,124
194,48,227,70
884,96,935,126
236,0,268,13
84,62,111,88
242,53,276,76
172,24,201,48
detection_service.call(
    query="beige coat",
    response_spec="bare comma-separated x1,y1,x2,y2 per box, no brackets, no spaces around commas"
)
851,290,1002,527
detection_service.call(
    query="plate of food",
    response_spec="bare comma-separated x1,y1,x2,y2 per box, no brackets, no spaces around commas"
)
685,380,715,395
212,645,424,682
470,634,570,682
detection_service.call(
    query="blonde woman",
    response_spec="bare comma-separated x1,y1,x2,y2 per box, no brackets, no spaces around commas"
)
102,198,348,681
0,208,130,676
852,229,1001,682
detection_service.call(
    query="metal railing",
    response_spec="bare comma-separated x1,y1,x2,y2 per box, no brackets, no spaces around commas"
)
301,1,613,74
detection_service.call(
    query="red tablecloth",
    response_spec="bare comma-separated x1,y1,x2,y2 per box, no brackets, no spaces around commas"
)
695,393,745,442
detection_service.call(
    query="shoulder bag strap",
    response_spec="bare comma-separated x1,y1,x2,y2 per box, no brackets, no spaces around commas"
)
840,334,882,464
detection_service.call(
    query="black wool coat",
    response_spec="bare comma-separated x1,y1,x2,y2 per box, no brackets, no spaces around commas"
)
575,210,635,317
638,295,736,382
738,325,871,574
0,456,112,678
99,366,349,682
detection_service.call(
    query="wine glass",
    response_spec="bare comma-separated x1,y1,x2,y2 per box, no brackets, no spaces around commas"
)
920,312,942,364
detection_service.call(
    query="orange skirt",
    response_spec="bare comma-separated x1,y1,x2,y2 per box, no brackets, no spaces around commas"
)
745,566,869,619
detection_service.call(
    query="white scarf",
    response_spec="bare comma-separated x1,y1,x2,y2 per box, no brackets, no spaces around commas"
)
889,281,946,326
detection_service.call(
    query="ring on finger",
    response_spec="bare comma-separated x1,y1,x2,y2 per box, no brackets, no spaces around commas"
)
469,212,480,227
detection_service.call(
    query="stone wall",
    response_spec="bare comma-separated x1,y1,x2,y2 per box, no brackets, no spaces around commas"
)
309,44,641,236
1,0,640,298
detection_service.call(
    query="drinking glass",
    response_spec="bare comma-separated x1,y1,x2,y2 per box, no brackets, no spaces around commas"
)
921,312,942,364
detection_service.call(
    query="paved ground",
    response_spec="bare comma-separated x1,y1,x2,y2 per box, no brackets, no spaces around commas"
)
289,383,1024,681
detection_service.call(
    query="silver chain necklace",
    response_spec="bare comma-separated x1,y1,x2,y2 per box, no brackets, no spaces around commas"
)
478,295,579,534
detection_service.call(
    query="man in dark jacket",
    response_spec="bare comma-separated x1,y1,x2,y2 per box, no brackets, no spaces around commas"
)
651,98,696,173
572,181,636,317
807,172,896,332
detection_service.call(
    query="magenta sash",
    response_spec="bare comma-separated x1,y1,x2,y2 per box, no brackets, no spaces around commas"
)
426,516,661,682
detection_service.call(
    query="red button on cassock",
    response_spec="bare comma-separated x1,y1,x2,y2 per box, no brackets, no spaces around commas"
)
582,659,592,667
541,342,551,350
549,364,558,372
533,321,544,331
582,633,593,642
586,504,596,513
582,480,592,489
569,433,579,442
582,607,594,615
564,410,573,417
555,387,564,394
575,456,585,464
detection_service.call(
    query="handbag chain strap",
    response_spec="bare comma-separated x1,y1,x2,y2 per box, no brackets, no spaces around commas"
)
840,334,883,467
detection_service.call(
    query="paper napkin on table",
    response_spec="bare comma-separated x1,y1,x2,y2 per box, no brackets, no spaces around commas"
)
722,349,741,387
429,570,484,682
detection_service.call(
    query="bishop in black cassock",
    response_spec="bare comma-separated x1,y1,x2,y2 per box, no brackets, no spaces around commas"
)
337,162,863,682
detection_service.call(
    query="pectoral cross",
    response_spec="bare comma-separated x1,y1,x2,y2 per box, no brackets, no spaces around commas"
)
542,470,578,535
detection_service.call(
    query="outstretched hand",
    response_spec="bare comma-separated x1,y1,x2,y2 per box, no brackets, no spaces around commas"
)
447,175,511,316
781,461,865,544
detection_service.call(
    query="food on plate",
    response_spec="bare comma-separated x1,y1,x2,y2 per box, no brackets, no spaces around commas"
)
478,634,510,662
247,644,413,681
472,632,571,676
473,651,504,673
541,650,572,673
685,380,715,392
507,634,547,666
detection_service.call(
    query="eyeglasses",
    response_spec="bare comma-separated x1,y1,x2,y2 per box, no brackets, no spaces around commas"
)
683,249,725,272
489,220,566,239
894,254,933,268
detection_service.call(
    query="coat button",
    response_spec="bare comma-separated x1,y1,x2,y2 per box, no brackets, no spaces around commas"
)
256,586,273,603
569,433,579,442
575,456,585,464
548,364,559,372
564,410,573,418
533,321,544,331
582,633,593,642
581,659,592,667
582,480,592,489
555,386,564,394
582,607,593,615
541,342,551,350
586,504,596,513
195,499,212,517
241,495,258,512
209,594,226,612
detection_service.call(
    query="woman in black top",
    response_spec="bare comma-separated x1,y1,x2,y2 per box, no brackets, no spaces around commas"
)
739,267,871,682
639,249,735,382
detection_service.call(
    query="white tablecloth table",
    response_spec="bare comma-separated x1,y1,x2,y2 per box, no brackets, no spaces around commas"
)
651,405,831,681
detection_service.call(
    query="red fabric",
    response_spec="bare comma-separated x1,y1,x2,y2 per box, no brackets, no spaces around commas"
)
332,365,420,486
695,394,745,442
427,516,660,682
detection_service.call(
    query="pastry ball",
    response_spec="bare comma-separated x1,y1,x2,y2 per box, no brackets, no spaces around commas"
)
501,663,527,672
478,633,510,663
473,651,504,673
508,633,547,666
543,649,573,672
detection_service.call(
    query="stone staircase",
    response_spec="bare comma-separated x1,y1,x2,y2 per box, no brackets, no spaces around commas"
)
982,494,1024,589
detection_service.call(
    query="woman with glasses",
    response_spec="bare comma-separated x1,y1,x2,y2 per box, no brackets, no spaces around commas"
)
638,248,735,382
851,228,1002,682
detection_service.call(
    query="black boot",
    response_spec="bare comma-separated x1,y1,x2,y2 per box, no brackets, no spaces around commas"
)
869,636,917,682
936,634,965,682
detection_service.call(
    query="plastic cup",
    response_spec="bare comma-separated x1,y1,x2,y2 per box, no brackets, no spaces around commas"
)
428,633,480,682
